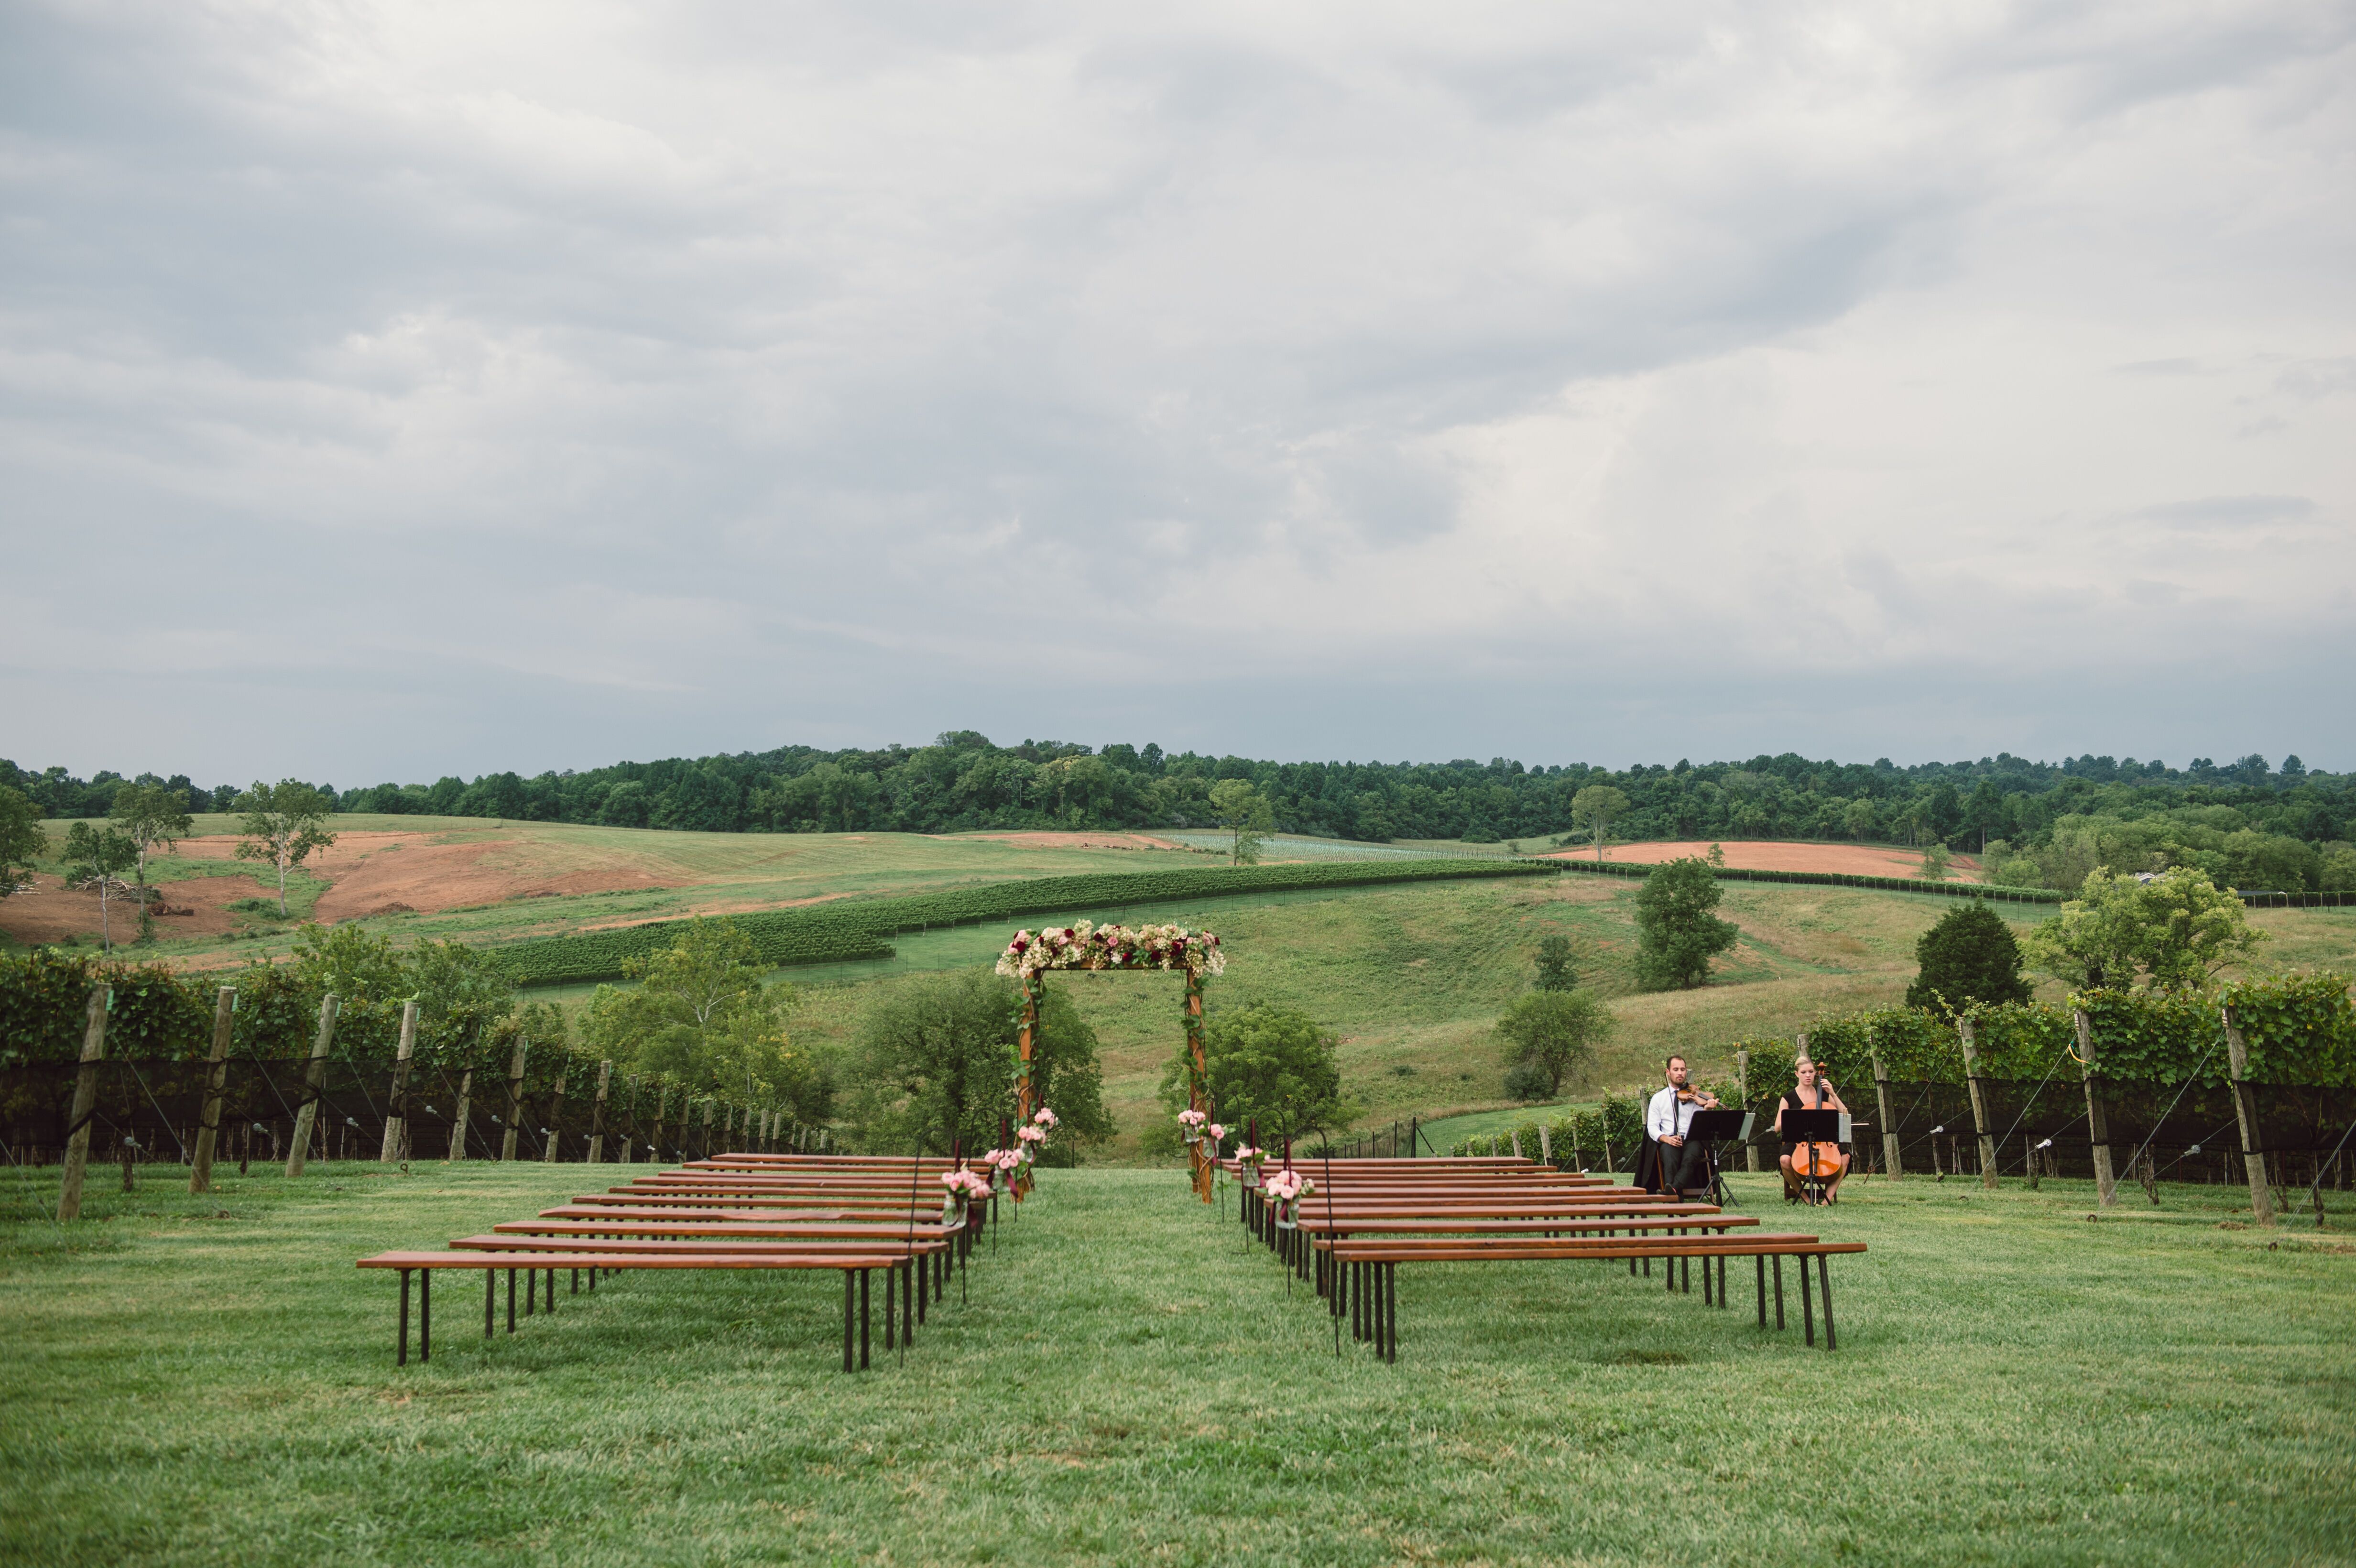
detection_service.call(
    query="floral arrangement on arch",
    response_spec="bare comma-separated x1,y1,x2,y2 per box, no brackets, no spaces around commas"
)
997,920,1225,981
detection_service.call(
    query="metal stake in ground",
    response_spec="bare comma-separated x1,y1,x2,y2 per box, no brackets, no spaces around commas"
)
190,986,235,1195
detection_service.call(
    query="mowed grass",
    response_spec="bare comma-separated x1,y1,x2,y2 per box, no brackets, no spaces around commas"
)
1,1162,2351,1566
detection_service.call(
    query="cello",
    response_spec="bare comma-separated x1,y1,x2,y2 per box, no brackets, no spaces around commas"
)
1784,1067,1848,1203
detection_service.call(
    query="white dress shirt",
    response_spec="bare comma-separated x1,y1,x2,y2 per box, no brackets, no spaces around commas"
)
1647,1086,1701,1142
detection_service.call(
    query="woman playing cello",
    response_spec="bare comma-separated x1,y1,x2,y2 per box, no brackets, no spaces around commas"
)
1776,1054,1849,1204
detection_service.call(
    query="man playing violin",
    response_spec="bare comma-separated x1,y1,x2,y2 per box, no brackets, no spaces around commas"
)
1646,1056,1720,1197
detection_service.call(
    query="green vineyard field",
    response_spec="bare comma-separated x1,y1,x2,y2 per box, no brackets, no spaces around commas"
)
493,857,1555,984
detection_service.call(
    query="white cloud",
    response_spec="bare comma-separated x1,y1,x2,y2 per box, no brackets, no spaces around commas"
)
1,0,2350,777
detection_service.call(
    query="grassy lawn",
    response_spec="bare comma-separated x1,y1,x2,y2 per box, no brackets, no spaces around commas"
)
2,1161,2351,1566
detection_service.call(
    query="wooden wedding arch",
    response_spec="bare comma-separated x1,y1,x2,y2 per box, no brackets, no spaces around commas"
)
997,920,1226,1201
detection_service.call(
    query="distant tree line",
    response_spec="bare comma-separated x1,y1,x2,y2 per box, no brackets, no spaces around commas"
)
8,739,2351,891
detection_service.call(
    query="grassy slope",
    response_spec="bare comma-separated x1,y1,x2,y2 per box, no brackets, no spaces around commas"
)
0,1163,2349,1567
783,881,2353,1158
22,822,2353,1157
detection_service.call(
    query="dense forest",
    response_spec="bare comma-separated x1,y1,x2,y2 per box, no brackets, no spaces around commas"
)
7,739,2352,893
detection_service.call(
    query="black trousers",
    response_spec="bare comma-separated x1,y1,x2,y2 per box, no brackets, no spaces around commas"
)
1661,1138,1712,1193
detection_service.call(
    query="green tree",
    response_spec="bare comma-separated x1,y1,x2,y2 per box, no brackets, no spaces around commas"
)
1904,902,2032,1012
1494,989,1613,1098
844,969,1108,1160
1632,855,1739,990
578,918,826,1123
1209,779,1273,865
1918,841,1952,881
1570,785,1630,863
2022,867,2265,992
1842,797,1878,840
63,821,139,952
233,780,337,917
0,785,44,900
1164,1001,1355,1146
1532,932,1577,992
109,783,193,937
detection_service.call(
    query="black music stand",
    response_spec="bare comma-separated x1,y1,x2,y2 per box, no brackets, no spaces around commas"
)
1683,1109,1754,1206
1782,1109,1848,1205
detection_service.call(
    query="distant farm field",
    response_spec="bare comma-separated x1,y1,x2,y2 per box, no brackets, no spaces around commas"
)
10,819,2353,1156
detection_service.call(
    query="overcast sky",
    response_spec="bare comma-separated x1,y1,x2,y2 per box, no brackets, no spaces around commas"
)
4,1,2352,784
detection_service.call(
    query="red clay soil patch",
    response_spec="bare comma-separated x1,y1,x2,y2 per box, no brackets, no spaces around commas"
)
944,832,1185,851
0,872,273,946
1540,840,1982,882
171,832,700,921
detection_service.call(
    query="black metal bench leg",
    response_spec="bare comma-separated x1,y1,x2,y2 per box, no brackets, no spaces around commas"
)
397,1269,410,1367
1385,1263,1398,1363
1819,1254,1836,1350
842,1272,854,1372
1773,1256,1785,1329
1800,1253,1815,1347
1756,1254,1767,1326
860,1269,871,1370
572,1267,579,1296
507,1268,516,1333
1681,1254,1691,1296
885,1261,896,1351
545,1268,555,1314
420,1270,431,1363
525,1266,535,1317
486,1269,495,1339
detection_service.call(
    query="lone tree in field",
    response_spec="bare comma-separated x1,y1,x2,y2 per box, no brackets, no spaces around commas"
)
1632,854,1739,990
64,820,139,952
0,785,44,899
110,782,193,936
1209,779,1273,866
234,780,337,917
1905,901,2032,1013
2022,866,2263,992
1495,988,1613,1099
1171,1001,1354,1145
1532,932,1577,991
1570,785,1630,863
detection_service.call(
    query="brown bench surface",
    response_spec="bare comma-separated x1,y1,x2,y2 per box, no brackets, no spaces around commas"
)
447,1234,939,1257
496,1219,953,1241
358,1250,914,1271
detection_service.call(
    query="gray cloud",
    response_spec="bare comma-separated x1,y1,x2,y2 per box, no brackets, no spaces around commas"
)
2,0,2352,779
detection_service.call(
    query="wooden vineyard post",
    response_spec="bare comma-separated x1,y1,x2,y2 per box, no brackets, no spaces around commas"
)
1872,1050,1901,1179
57,986,111,1221
647,1083,667,1165
2074,1008,2118,1208
1186,973,1211,1204
500,1034,529,1162
380,1000,419,1163
451,1071,473,1161
542,1066,569,1162
285,994,340,1179
189,986,235,1194
2219,1007,2276,1227
1737,1048,1758,1171
1959,1016,1997,1188
587,1061,611,1163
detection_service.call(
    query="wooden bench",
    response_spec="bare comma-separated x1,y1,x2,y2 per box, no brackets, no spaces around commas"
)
1317,1232,1868,1359
357,1248,931,1371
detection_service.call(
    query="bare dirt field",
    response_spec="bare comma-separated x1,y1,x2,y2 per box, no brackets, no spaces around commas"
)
1540,839,1982,881
0,871,269,945
166,831,701,921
